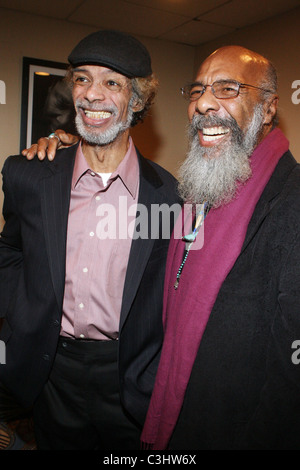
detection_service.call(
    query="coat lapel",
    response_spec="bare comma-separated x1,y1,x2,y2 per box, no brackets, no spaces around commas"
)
240,151,296,254
119,153,165,330
40,146,77,310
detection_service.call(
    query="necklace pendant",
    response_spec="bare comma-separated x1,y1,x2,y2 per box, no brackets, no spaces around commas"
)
182,233,196,243
174,203,209,293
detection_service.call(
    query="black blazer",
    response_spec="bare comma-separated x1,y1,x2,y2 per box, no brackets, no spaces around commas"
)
0,144,181,426
169,151,300,449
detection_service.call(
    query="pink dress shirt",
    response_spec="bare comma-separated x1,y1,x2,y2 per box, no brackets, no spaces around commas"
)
61,137,139,340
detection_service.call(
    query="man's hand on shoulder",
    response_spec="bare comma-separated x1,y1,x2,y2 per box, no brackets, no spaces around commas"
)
22,129,79,161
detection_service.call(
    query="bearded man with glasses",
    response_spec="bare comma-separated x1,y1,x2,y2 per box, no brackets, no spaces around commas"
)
141,45,300,450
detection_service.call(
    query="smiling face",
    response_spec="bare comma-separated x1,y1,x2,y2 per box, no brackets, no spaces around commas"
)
188,46,277,156
71,65,138,146
177,46,279,207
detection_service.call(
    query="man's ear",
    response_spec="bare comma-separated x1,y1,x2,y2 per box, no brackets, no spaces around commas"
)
132,99,144,113
263,95,278,125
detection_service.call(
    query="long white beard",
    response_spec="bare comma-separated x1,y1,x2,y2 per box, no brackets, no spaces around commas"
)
177,105,265,207
74,98,134,146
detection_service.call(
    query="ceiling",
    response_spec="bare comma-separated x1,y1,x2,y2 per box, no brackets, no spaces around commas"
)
1,0,300,46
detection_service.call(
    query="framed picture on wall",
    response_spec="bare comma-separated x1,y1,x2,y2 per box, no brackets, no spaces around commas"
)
20,57,77,151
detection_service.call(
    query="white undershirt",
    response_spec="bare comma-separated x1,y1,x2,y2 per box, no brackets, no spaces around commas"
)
97,173,112,187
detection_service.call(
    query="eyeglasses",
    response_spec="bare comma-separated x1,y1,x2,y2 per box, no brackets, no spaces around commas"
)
181,80,274,101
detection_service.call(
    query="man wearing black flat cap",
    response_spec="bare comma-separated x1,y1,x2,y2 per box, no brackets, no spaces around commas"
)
0,30,180,449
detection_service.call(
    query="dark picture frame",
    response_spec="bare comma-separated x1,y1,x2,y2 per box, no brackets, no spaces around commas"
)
20,57,76,151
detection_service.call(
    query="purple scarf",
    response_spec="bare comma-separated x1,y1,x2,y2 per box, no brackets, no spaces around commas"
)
141,129,289,449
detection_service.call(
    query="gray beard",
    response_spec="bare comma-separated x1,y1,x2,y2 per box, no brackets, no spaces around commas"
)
177,104,265,208
74,98,134,146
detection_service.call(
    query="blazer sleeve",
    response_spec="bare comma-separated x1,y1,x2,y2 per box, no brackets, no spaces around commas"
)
241,231,300,449
0,160,23,318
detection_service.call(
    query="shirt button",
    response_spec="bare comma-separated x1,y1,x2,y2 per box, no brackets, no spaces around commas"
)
83,267,88,273
79,334,85,339
89,231,95,237
90,171,96,176
95,195,101,201
79,302,84,309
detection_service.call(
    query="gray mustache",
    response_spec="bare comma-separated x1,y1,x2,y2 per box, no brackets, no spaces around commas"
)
190,114,239,132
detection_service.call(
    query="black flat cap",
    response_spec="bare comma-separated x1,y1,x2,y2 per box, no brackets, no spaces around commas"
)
68,29,152,78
